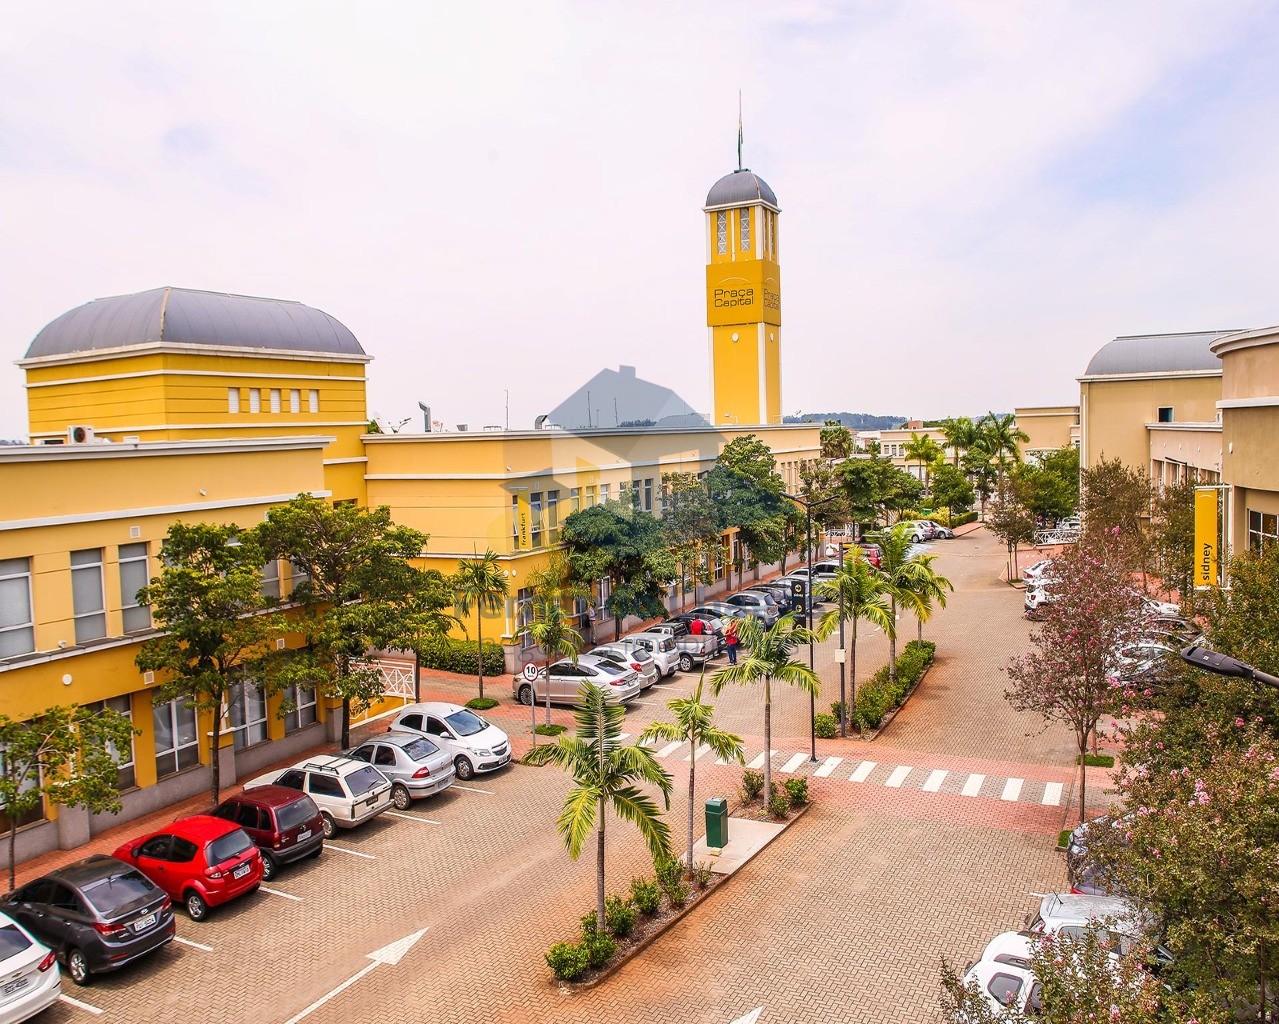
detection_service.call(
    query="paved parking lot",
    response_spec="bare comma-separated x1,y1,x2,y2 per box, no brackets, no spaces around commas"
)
26,527,1100,1024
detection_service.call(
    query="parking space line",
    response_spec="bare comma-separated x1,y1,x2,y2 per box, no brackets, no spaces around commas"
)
1042,781,1063,806
849,760,877,782
813,756,842,777
884,766,912,788
778,753,807,774
961,773,985,797
386,810,441,824
922,769,948,793
746,750,777,770
630,701,656,707
324,843,377,860
174,935,214,952
1001,777,1024,801
260,884,304,902
59,994,103,1016
451,784,495,795
657,741,683,757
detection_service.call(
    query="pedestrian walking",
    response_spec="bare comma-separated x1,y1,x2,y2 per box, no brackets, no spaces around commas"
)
725,617,739,665
586,605,597,644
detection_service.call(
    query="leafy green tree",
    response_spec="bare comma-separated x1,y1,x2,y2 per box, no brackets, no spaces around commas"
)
872,525,931,683
136,522,287,806
1205,541,1279,683
711,614,820,802
660,472,721,607
451,549,510,699
257,494,434,748
524,684,673,931
987,477,1039,579
815,552,894,735
798,459,854,533
519,590,583,737
930,462,975,518
639,676,744,874
839,456,923,527
1081,457,1152,575
978,411,1029,481
0,705,135,889
707,434,791,584
1016,446,1079,523
562,500,672,640
1150,476,1196,610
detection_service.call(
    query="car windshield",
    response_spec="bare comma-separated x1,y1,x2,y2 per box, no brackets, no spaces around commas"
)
403,737,440,760
80,871,156,914
443,710,486,737
275,796,320,831
347,766,386,795
594,662,627,676
0,924,31,960
207,829,254,865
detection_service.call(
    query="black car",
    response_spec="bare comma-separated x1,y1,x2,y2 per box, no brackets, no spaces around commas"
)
3,855,175,985
747,582,802,614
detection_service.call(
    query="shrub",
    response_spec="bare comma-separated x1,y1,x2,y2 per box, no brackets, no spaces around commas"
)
691,862,715,889
854,680,894,729
741,767,764,801
580,910,601,937
535,723,566,736
629,876,662,915
813,712,838,739
466,696,499,711
854,642,937,728
604,895,637,938
655,854,690,907
783,777,809,806
546,941,591,981
581,931,617,968
768,791,791,819
829,701,848,721
417,637,506,677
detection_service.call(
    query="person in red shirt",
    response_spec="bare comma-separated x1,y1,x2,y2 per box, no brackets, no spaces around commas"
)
724,617,739,665
688,617,704,635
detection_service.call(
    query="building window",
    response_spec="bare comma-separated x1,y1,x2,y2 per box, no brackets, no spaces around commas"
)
1248,510,1279,552
270,389,281,414
290,389,301,413
716,211,727,255
547,490,559,543
530,492,543,546
92,696,135,790
71,548,107,644
249,389,262,414
1157,406,1174,423
0,558,35,658
643,478,653,512
586,485,597,507
0,752,43,834
288,559,310,595
309,390,319,413
153,699,199,779
118,543,151,633
569,487,580,513
600,483,610,503
228,679,268,750
261,559,280,600
740,208,750,251
511,495,520,548
228,388,241,414
283,684,318,733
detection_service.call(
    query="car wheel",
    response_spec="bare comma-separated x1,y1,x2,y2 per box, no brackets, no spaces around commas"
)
66,947,91,986
678,653,694,672
260,852,278,882
320,811,336,839
308,844,323,859
455,756,475,781
184,890,209,922
391,784,411,810
517,683,534,706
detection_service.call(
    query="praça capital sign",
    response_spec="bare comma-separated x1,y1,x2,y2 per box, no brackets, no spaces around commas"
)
706,262,781,327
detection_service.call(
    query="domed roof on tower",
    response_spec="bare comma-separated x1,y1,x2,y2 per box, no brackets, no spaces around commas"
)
704,170,779,212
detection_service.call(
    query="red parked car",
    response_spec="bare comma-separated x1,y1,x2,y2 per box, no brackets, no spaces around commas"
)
857,543,883,568
113,815,262,922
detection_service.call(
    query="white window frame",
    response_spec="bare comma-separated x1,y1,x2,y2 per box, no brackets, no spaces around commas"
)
249,388,261,414
309,389,319,413
228,388,241,414
95,696,135,790
716,211,727,255
153,699,199,779
739,208,750,251
118,542,151,633
284,684,318,734
261,559,280,600
228,678,268,750
0,557,35,658
71,548,107,644
270,389,281,413
290,389,301,413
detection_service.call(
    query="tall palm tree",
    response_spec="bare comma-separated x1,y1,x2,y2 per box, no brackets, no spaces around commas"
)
525,683,673,930
451,548,509,700
639,675,744,875
904,433,945,492
711,614,819,803
518,596,582,740
815,552,895,735
873,525,931,683
900,552,953,643
941,416,981,468
979,412,1029,482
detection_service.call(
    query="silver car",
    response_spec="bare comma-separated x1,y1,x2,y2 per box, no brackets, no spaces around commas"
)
347,732,455,809
591,643,660,689
614,634,679,678
515,653,642,706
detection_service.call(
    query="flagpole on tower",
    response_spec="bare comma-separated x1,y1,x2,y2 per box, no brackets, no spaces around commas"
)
737,89,744,171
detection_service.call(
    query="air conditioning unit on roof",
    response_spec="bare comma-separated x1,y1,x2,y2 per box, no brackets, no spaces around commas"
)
67,425,95,444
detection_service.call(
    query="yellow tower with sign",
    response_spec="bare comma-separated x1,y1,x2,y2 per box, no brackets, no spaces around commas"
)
705,159,782,427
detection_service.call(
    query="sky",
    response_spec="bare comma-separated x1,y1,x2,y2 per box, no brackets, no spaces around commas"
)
3,1,1279,439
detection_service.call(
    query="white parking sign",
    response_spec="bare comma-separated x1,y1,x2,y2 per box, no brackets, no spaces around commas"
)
521,663,540,682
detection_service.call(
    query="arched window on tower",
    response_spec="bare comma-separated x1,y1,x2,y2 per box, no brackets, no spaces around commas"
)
716,211,727,254
739,208,751,252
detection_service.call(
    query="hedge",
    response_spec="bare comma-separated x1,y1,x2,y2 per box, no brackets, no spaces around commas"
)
853,640,936,729
418,637,506,677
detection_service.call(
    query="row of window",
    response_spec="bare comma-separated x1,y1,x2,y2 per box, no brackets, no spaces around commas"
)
227,387,320,415
511,480,658,550
1248,510,1278,552
714,207,779,259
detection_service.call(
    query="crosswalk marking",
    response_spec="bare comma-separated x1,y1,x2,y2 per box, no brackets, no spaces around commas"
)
617,733,630,741
747,750,777,770
922,769,948,793
778,753,808,774
1001,778,1024,801
1041,781,1062,806
885,766,912,788
961,774,985,797
814,756,842,778
849,760,877,783
639,737,658,748
657,741,683,758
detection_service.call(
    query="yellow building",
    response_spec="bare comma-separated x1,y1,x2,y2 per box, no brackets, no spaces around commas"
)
1013,406,1079,461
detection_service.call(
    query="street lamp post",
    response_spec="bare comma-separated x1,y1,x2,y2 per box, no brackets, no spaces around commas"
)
1180,644,1279,688
836,541,848,738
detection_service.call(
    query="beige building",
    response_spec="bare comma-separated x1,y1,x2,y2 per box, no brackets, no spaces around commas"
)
1213,327,1279,553
1013,405,1079,461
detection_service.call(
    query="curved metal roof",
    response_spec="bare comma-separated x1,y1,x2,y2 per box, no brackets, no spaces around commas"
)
1081,331,1238,378
24,286,365,360
705,170,779,211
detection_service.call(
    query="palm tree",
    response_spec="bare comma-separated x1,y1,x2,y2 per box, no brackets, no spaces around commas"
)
941,416,980,468
815,552,894,734
904,433,945,492
451,549,510,700
639,675,744,875
979,412,1029,482
518,596,582,740
711,614,819,803
525,682,673,930
873,525,931,683
899,552,953,643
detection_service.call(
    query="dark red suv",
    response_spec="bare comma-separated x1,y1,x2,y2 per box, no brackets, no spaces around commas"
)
113,815,262,921
212,786,324,880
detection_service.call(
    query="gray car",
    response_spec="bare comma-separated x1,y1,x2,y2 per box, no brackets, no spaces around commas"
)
347,731,456,809
590,644,660,689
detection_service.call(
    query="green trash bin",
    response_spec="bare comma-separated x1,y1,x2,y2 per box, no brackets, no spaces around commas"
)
705,797,729,852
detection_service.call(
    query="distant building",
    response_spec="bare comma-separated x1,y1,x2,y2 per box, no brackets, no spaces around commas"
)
545,365,707,430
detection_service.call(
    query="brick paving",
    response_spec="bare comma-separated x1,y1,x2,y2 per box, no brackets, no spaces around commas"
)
24,526,1112,1024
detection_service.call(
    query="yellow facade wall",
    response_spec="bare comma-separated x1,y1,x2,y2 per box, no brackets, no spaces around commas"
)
1080,375,1221,471
1013,406,1079,456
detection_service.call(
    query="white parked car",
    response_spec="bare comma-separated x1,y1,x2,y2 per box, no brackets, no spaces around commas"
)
1022,558,1054,585
0,912,60,1021
927,522,954,539
615,633,680,678
907,520,937,543
388,702,512,780
247,755,393,838
1126,588,1180,618
514,653,642,707
590,644,660,689
957,956,1042,1017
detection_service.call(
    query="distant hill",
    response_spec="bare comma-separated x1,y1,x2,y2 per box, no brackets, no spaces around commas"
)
783,412,907,431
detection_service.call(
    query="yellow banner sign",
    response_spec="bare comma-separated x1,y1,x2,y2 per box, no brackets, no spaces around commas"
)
1194,488,1218,589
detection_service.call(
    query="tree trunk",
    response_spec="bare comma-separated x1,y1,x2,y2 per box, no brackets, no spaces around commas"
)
763,679,772,803
7,823,15,891
850,616,860,734
596,810,606,932
341,696,351,750
1078,730,1088,825
686,741,696,876
476,614,485,700
210,700,222,807
888,597,898,683
917,615,923,644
